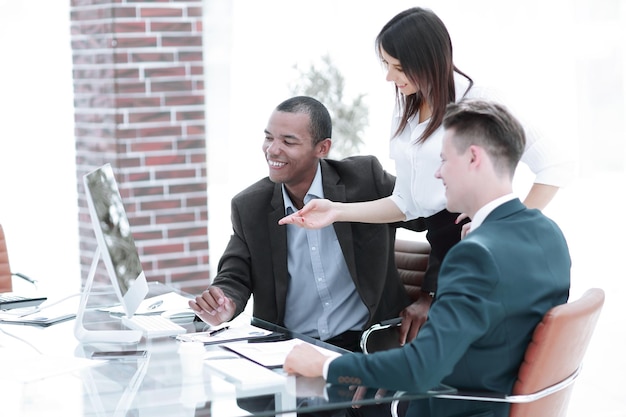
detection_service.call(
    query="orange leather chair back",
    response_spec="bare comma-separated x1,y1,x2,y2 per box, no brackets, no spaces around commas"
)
0,224,13,292
394,239,430,302
510,288,605,417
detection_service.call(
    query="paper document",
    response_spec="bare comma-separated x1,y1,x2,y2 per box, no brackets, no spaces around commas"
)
176,323,273,345
100,292,192,315
222,338,343,368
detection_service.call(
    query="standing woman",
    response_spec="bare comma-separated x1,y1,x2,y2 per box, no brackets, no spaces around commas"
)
280,7,576,342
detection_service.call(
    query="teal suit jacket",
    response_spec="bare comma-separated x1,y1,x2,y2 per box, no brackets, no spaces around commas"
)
327,199,571,417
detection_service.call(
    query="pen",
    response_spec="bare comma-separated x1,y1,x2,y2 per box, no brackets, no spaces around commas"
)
209,326,229,336
148,300,163,310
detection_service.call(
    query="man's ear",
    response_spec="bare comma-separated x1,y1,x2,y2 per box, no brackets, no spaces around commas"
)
317,138,332,157
468,145,483,167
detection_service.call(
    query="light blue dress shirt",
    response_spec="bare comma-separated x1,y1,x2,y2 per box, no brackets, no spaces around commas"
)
282,163,369,340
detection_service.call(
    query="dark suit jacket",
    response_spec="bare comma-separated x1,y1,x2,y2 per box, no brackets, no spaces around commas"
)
327,199,571,417
212,156,412,331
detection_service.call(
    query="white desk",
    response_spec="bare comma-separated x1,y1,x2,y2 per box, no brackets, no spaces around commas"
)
0,284,449,416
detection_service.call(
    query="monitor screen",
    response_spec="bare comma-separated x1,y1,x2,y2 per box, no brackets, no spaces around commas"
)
83,163,148,317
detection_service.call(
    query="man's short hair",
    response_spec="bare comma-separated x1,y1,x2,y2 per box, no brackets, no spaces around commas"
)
276,96,332,146
443,99,526,176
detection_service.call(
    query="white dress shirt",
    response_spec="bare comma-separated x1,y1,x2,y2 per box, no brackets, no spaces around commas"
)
388,73,577,220
282,163,369,340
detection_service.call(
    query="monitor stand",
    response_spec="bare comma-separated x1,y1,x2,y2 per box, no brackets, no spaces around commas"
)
74,247,142,344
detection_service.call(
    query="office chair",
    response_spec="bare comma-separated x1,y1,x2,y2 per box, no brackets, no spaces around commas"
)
495,287,604,417
359,239,430,354
387,288,605,417
394,239,430,302
0,224,14,292
0,223,37,292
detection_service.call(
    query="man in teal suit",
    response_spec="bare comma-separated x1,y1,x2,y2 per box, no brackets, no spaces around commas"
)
283,99,571,417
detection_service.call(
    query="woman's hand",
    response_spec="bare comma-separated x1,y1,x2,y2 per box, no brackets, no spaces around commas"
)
456,213,471,239
279,199,338,229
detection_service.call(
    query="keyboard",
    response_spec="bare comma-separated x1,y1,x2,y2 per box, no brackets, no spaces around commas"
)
0,294,47,310
121,314,187,338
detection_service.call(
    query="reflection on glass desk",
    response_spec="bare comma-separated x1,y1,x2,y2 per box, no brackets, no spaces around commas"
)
0,283,454,417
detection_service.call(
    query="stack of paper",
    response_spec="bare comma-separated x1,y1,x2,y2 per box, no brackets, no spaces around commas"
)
222,338,342,368
176,323,273,345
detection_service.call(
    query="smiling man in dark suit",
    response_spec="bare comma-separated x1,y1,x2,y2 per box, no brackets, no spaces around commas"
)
189,96,421,352
283,99,571,417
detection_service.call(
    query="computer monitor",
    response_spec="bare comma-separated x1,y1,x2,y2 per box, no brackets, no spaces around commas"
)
75,163,149,343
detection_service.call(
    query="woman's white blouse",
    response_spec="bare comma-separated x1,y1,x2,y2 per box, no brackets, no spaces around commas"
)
389,74,577,220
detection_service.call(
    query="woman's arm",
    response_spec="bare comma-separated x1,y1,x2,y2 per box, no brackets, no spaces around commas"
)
279,196,405,228
523,183,559,210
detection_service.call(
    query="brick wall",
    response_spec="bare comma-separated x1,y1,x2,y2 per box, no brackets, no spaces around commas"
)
70,0,209,294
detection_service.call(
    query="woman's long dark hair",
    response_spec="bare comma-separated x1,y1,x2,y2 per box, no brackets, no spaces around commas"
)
376,7,473,144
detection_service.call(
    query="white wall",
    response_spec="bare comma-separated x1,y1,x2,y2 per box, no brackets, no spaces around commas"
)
0,1,78,298
206,0,625,269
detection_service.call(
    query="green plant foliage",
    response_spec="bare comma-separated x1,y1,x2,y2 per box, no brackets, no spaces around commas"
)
289,55,369,159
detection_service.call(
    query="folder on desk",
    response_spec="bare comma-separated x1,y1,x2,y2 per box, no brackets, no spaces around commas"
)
176,323,274,345
222,338,342,368
0,295,79,327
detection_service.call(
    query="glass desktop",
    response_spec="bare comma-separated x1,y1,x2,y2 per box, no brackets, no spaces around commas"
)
1,283,454,417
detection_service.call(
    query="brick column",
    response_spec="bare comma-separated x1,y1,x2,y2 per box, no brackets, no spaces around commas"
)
70,0,209,293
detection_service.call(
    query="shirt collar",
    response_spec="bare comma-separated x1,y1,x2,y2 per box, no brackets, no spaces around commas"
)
282,162,324,214
469,193,516,232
